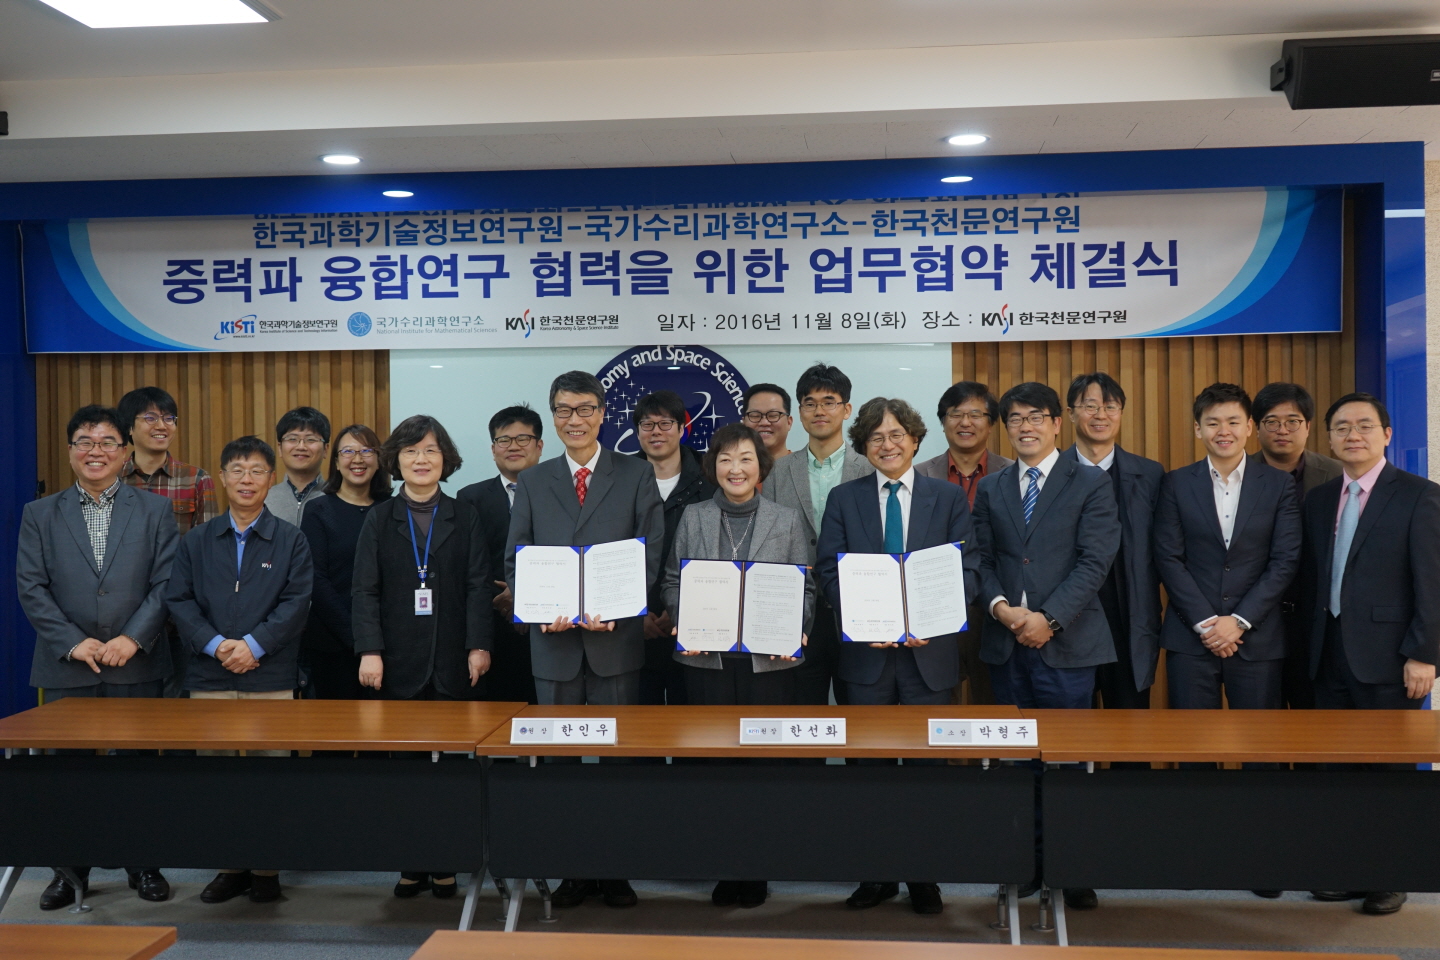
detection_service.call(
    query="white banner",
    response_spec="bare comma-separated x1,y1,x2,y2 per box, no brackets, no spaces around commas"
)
26,189,1340,353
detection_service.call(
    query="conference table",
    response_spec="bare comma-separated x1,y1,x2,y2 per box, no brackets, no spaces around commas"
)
0,697,523,928
408,929,1400,960
0,924,175,960
1028,709,1440,899
478,705,1042,938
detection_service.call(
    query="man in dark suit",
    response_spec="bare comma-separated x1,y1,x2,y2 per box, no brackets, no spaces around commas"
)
1302,392,1440,915
915,381,1012,705
1250,382,1343,710
458,404,545,705
1154,383,1301,714
504,370,665,910
630,389,716,706
1060,373,1164,710
761,363,874,705
17,405,179,910
816,397,979,916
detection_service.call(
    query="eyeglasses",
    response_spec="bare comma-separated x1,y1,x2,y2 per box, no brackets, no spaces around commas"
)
1260,417,1306,433
337,447,377,460
69,439,124,453
1006,413,1055,428
399,447,442,460
223,466,273,480
638,419,678,432
743,410,787,424
492,434,538,449
138,414,179,427
944,410,991,424
800,399,843,413
1073,402,1123,417
1330,421,1381,438
552,404,601,420
281,435,325,447
866,430,911,447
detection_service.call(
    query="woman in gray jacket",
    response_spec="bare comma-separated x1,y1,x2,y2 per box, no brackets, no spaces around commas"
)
661,422,815,909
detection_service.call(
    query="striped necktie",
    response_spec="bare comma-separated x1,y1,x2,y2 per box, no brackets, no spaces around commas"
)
1022,466,1041,525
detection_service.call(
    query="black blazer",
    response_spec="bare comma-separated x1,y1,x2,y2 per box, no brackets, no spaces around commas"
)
635,445,717,614
815,472,979,691
1060,444,1165,690
351,493,494,700
1153,458,1301,660
300,493,386,657
1301,462,1440,684
457,475,513,580
973,456,1121,669
166,508,313,692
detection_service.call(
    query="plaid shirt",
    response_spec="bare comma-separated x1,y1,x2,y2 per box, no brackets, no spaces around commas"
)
76,476,122,571
121,453,219,535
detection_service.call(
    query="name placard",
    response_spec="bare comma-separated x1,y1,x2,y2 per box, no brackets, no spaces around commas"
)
739,717,847,745
510,717,617,745
927,718,1039,747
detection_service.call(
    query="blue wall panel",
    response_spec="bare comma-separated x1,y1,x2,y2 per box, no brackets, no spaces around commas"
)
0,223,38,717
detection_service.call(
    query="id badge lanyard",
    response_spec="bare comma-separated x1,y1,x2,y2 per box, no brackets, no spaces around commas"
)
408,508,436,616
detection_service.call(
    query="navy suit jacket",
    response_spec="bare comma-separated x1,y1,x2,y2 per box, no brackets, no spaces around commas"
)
1301,462,1440,684
1153,458,1301,661
1060,444,1164,690
815,472,979,691
973,455,1120,669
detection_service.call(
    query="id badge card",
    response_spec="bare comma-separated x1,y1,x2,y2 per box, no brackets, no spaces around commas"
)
414,588,434,616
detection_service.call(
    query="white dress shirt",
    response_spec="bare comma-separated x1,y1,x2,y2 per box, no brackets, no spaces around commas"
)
565,447,601,491
1076,447,1116,471
504,480,518,507
875,467,915,548
991,448,1062,617
1196,454,1251,634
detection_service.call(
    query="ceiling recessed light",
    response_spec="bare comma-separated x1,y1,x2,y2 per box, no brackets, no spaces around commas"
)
322,154,361,165
940,176,974,183
383,190,414,198
429,365,444,369
40,0,271,28
947,134,989,146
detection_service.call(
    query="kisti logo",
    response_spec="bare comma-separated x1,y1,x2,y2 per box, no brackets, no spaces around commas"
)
979,304,1012,334
347,312,372,337
504,309,534,338
596,345,750,454
215,315,256,340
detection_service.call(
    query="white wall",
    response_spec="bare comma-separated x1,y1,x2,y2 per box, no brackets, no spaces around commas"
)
391,342,954,491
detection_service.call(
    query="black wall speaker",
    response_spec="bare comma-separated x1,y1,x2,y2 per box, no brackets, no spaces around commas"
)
1271,35,1440,109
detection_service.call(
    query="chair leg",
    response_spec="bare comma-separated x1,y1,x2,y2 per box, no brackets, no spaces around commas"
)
0,866,23,916
989,883,1010,931
57,868,90,914
535,878,557,923
1053,889,1070,946
1032,885,1055,931
458,870,482,931
1007,883,1021,945
503,878,526,932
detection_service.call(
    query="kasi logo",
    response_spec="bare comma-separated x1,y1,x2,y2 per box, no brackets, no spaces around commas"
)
504,309,534,338
347,312,373,337
596,345,750,454
215,315,257,340
980,304,1012,334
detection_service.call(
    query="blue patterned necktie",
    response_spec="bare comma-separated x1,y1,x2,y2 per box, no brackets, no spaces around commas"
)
1329,479,1363,616
1022,466,1042,525
884,481,905,554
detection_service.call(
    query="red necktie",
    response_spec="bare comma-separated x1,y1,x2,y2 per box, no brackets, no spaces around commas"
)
575,467,591,506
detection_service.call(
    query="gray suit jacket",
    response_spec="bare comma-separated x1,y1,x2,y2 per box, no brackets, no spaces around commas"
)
760,446,874,565
505,448,665,682
973,456,1121,669
661,496,816,673
18,484,178,689
914,449,1014,483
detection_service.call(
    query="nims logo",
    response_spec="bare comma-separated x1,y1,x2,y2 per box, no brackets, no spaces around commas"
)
215,315,257,340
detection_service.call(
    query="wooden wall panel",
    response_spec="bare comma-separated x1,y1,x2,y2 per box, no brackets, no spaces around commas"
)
951,329,1353,472
35,351,389,509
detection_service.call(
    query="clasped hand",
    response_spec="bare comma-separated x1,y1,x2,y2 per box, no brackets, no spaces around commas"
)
994,602,1052,648
71,635,139,673
1198,615,1244,657
215,638,258,674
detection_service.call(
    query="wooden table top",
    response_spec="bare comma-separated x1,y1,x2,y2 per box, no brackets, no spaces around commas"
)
475,704,1036,759
410,930,1396,960
1026,708,1440,764
0,698,527,752
0,924,176,960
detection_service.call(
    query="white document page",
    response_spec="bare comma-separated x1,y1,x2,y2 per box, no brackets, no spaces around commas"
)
837,552,907,644
581,538,650,622
739,562,807,657
512,545,580,624
902,542,968,640
676,559,743,652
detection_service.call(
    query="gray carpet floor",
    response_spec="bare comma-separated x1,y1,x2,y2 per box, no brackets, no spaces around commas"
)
2,869,1438,959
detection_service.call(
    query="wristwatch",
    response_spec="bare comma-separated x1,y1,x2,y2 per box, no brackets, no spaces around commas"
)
1036,609,1063,633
